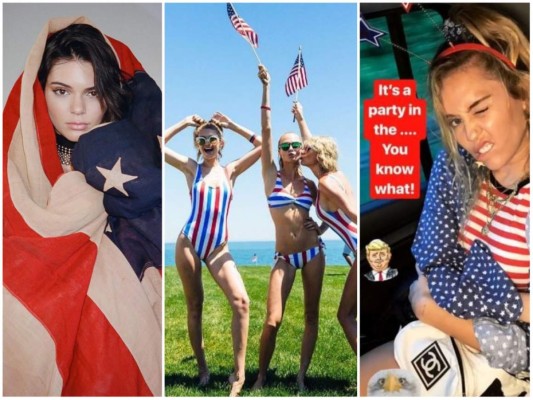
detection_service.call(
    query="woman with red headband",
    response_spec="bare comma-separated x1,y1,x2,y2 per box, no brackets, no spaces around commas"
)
361,5,529,396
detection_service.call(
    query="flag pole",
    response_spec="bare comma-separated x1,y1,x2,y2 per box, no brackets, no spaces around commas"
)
248,41,262,65
231,2,262,65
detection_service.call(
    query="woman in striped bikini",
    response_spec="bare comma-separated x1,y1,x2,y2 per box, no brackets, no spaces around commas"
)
252,66,326,392
165,113,261,396
360,5,529,396
300,136,358,356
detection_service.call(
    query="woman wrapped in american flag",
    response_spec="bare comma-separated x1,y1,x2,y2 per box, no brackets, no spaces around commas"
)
4,17,162,396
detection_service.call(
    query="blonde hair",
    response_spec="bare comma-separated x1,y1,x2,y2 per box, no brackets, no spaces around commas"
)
365,239,390,254
193,119,224,160
304,136,338,173
429,4,530,213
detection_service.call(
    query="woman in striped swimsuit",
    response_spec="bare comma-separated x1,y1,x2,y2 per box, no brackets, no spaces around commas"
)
252,66,326,392
360,5,529,396
300,136,358,356
165,113,261,396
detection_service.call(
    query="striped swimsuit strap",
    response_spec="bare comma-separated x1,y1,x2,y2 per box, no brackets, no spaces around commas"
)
267,172,313,210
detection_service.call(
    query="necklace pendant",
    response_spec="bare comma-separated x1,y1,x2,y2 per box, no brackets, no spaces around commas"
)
481,225,489,235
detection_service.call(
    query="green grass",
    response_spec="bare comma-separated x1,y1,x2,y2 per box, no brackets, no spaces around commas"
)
165,265,357,396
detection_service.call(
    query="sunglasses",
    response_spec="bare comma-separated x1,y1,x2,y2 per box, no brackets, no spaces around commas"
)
195,135,219,146
278,142,302,151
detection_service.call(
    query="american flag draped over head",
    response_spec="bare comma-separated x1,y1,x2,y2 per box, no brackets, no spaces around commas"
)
285,51,308,97
227,3,259,48
3,17,162,396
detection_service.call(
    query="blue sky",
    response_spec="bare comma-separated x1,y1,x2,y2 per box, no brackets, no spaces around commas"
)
165,3,358,243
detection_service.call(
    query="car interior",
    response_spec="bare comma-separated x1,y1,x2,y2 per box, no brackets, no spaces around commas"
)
359,2,530,355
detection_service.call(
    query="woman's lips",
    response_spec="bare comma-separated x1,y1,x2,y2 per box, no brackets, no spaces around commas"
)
475,142,494,160
67,122,89,131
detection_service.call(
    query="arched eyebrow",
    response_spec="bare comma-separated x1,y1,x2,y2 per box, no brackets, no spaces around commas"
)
48,81,97,92
467,94,491,112
48,81,72,88
445,94,491,118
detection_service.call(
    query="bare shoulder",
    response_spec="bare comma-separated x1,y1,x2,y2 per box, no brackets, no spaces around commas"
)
320,171,351,196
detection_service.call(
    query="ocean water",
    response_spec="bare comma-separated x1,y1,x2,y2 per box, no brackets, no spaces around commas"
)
164,240,349,267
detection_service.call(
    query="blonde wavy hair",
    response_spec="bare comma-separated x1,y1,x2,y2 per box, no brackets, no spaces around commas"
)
304,136,338,173
429,4,530,212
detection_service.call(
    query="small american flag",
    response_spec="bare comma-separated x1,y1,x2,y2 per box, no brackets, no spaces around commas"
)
285,51,308,97
227,3,258,48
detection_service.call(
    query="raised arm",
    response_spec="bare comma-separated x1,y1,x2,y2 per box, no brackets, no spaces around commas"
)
211,112,262,181
164,115,202,175
292,102,312,141
258,65,278,193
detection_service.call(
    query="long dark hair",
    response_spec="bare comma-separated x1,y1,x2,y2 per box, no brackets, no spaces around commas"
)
38,24,131,122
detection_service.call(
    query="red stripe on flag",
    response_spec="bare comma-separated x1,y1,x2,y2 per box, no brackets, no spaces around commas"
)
4,234,97,384
62,297,152,396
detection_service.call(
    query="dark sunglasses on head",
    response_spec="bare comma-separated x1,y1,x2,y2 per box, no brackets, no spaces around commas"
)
278,142,302,151
195,135,219,146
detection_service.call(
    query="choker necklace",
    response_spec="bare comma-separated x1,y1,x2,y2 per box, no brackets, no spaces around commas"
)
489,171,529,195
56,133,76,166
482,178,519,235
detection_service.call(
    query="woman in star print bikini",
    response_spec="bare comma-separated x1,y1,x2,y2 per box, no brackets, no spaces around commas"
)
360,5,530,396
251,65,326,392
165,113,262,396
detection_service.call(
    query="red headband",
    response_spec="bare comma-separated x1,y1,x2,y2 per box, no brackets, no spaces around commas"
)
437,43,515,69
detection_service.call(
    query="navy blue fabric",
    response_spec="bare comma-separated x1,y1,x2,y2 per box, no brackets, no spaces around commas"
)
72,72,162,278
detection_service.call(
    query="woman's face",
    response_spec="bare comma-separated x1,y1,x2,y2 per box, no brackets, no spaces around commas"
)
440,64,528,179
278,133,302,164
300,143,317,167
44,59,106,142
195,127,222,160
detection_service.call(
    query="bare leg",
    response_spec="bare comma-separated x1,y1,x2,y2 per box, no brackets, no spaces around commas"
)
252,259,297,390
297,252,325,391
206,247,250,397
337,264,357,354
359,341,399,396
175,234,209,386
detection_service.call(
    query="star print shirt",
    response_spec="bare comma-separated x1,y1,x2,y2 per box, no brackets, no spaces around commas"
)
73,71,162,278
412,149,529,374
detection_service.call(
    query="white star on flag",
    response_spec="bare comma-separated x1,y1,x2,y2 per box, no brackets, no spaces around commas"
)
97,157,138,197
